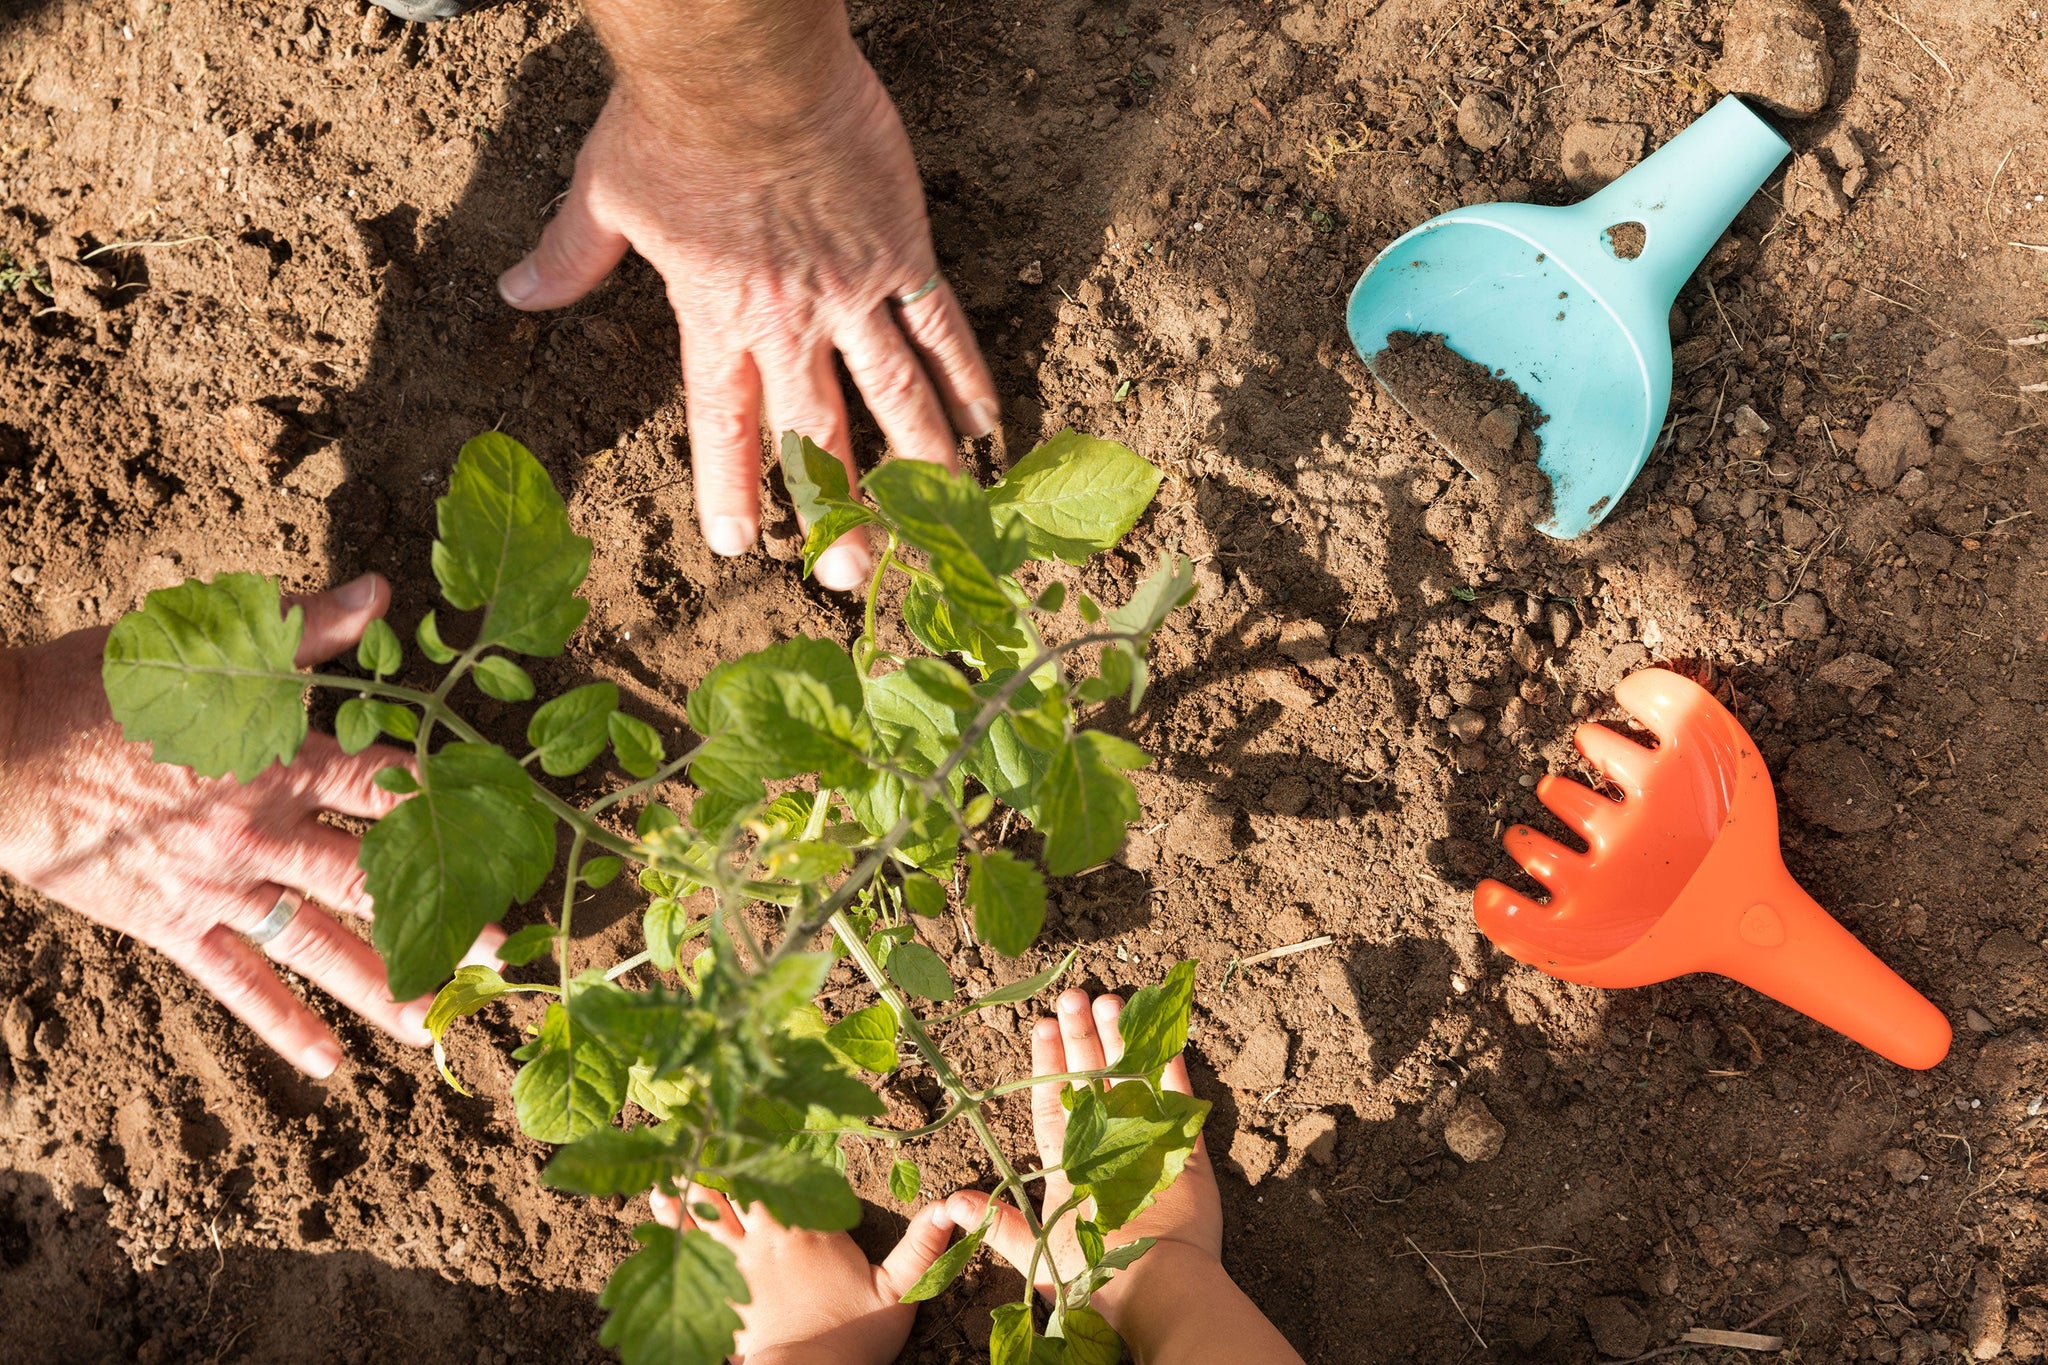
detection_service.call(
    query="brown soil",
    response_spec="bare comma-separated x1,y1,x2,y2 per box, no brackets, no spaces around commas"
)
4,0,2047,1362
1370,330,1555,529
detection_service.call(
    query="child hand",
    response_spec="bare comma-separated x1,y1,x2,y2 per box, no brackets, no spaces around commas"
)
943,989,1223,1329
650,1185,955,1365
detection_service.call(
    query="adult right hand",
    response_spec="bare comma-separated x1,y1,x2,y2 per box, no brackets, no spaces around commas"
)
0,573,501,1078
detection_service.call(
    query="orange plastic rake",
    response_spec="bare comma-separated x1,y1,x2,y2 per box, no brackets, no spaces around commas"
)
1474,668,1951,1069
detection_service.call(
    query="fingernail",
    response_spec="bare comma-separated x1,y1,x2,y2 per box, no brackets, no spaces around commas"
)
305,1040,343,1079
814,540,872,592
1059,992,1087,1014
704,515,756,557
335,573,378,611
399,998,433,1038
965,397,1000,438
497,258,540,307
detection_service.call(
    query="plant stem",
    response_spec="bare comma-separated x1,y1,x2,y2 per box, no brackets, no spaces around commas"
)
854,539,899,676
978,1069,1149,1101
603,949,653,982
559,829,587,995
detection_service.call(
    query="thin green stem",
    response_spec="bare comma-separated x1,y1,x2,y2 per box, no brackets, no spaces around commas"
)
604,949,652,982
854,539,899,676
559,829,587,995
978,1069,1149,1101
582,740,706,821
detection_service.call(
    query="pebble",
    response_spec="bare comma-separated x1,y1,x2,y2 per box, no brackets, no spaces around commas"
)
1583,1296,1651,1359
1856,399,1932,488
9,564,36,585
1016,260,1044,285
1708,0,1835,116
1443,1096,1505,1162
1882,1148,1926,1184
1964,1266,2007,1361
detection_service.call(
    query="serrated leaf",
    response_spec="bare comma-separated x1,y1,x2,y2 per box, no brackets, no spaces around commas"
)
760,1036,886,1119
990,1302,1035,1365
597,1225,748,1365
780,433,881,577
900,657,980,714
886,941,954,1001
472,654,536,702
823,1003,899,1074
1075,1085,1208,1231
969,850,1049,957
335,698,379,755
424,963,518,1095
511,1000,631,1144
1105,553,1196,641
415,609,458,663
1038,732,1148,876
362,742,556,999
356,616,402,678
946,949,1075,1019
528,681,618,777
864,462,1026,621
686,637,872,798
1056,1304,1124,1365
581,855,624,889
103,573,308,781
890,1157,921,1203
575,981,709,1078
717,1144,860,1231
1112,959,1197,1077
899,872,948,917
987,430,1163,563
900,1224,986,1303
643,896,704,973
1034,581,1067,613
497,923,558,967
364,699,418,742
901,577,1032,674
372,765,417,794
609,710,666,779
543,1120,694,1196
432,432,592,656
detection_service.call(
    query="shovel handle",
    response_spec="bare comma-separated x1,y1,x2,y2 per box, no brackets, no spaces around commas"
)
1712,870,1951,1070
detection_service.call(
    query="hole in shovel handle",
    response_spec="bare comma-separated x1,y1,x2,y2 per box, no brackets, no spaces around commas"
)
1604,221,1647,259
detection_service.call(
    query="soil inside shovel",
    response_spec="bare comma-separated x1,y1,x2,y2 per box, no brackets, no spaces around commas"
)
1371,330,1556,526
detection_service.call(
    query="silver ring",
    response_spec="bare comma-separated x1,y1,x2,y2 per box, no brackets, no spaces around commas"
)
894,273,941,307
244,891,302,948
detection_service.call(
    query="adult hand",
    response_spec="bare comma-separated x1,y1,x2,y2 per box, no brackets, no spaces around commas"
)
650,1183,956,1365
0,573,502,1078
497,0,998,591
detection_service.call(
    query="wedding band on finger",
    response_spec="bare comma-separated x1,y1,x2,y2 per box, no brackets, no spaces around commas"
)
244,891,303,950
894,273,942,307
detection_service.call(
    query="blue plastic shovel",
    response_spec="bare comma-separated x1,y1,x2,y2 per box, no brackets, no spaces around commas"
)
1346,96,1790,538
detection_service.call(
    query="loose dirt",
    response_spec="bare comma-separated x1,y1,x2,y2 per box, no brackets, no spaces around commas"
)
3,0,2046,1362
1370,330,1555,529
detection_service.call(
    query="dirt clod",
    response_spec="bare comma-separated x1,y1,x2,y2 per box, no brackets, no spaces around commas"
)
1783,739,1894,833
1455,93,1513,151
1882,1148,1927,1184
1814,652,1894,690
1443,1096,1506,1162
1583,1295,1652,1358
1286,1111,1339,1167
1857,399,1934,488
1221,1025,1292,1092
1230,1129,1278,1187
1965,1266,2008,1360
1708,0,1836,116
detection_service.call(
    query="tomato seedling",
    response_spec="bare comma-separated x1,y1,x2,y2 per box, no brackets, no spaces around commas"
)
105,428,1202,1364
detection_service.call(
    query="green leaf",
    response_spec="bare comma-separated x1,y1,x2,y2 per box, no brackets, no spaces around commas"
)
1105,553,1196,641
901,657,980,714
1077,645,1134,706
1075,1085,1208,1231
362,699,417,742
1037,732,1148,876
864,462,1027,621
638,802,681,838
103,573,308,781
1076,1219,1106,1267
1056,1304,1124,1365
363,742,557,999
356,617,402,678
779,433,880,577
823,1003,899,1074
609,710,666,779
576,981,710,1077
497,923,557,967
511,1000,631,1144
472,654,536,702
1076,593,1101,624
372,765,417,794
423,963,518,1095
988,430,1163,563
761,1036,886,1119
717,1144,860,1231
899,872,948,918
969,850,1048,957
528,681,618,777
1112,959,1197,1077
964,793,996,827
901,577,1033,675
764,840,849,883
598,1225,748,1365
990,1303,1035,1365
415,610,458,663
946,949,1076,1019
900,1224,986,1302
886,941,954,1001
581,855,624,889
335,698,379,755
890,1156,922,1203
432,432,592,656
543,1119,694,1196
686,637,872,798
801,504,881,576
643,895,704,973
1034,581,1068,613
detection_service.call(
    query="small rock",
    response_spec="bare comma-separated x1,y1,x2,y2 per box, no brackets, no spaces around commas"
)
1966,1008,1998,1034
1780,506,1819,549
1286,1111,1340,1167
1,997,34,1058
359,5,393,43
1548,604,1575,649
1229,1129,1278,1186
1781,591,1827,639
1220,1024,1291,1091
1443,1096,1506,1162
1964,1266,2007,1361
1560,121,1646,188
1447,709,1488,744
1894,466,1932,500
1477,405,1521,452
1857,399,1933,488
1263,775,1312,816
1977,928,2044,968
1732,404,1773,440
1509,626,1544,673
1017,259,1044,285
1882,1148,1926,1184
1455,92,1513,151
9,565,37,586
1814,652,1893,690
1783,739,1894,834
1276,619,1330,662
1584,1296,1651,1359
1708,0,1835,116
